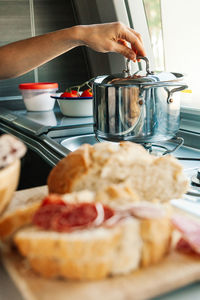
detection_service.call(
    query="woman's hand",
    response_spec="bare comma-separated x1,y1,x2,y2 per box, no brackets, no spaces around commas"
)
77,22,146,62
0,22,146,80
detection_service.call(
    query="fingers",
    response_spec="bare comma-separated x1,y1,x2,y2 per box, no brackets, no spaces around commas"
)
124,29,146,58
117,39,128,47
128,27,143,44
113,42,137,61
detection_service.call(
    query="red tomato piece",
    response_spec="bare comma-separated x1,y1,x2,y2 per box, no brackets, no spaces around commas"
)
81,89,93,97
71,90,80,96
60,91,79,98
41,195,66,207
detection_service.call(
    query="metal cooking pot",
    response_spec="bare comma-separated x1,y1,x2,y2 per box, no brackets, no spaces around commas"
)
93,57,188,143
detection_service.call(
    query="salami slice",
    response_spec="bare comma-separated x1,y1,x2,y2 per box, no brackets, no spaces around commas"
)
33,196,115,232
51,203,98,232
33,203,64,230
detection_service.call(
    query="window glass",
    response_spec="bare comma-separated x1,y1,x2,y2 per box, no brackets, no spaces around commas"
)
143,0,200,109
143,0,164,71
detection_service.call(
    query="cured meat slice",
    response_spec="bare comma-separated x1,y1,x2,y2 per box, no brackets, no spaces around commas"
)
125,203,165,219
33,203,64,230
41,194,66,207
33,196,115,232
51,203,99,232
176,237,200,256
172,214,200,254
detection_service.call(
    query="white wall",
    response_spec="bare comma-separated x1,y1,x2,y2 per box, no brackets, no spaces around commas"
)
161,0,200,106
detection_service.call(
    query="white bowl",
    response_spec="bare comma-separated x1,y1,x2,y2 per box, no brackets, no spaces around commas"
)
51,95,93,117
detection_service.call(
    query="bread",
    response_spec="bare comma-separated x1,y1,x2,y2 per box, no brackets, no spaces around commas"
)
0,191,44,241
47,141,188,202
7,141,181,280
0,134,26,169
14,190,172,280
0,134,26,214
0,159,20,215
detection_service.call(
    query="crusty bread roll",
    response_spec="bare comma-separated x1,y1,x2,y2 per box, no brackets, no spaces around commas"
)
14,190,172,280
0,192,44,241
14,218,141,280
47,141,188,202
0,159,20,215
0,134,26,215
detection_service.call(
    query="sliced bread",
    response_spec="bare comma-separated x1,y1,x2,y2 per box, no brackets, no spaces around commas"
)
0,187,47,241
13,189,172,280
47,141,188,202
14,213,172,280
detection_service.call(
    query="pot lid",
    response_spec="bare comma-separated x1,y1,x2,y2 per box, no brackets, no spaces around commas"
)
97,57,179,86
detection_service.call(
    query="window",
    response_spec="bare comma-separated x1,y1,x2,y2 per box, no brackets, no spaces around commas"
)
143,0,200,110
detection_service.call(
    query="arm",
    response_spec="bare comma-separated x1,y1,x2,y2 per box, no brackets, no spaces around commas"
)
0,22,146,80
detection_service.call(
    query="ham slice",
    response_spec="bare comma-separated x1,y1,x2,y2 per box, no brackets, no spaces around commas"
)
120,203,166,219
172,214,200,254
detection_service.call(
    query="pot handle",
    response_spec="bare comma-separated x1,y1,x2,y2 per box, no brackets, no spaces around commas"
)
141,82,188,103
165,84,188,103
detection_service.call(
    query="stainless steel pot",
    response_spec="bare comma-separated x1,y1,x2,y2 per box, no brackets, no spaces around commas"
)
93,57,188,143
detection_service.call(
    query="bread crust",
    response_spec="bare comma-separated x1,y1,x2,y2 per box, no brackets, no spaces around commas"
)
14,226,123,280
0,202,40,241
47,144,92,194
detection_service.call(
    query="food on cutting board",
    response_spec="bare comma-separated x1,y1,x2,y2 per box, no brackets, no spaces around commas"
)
14,191,172,280
0,192,44,241
0,134,26,214
0,134,26,169
47,141,188,202
1,141,195,281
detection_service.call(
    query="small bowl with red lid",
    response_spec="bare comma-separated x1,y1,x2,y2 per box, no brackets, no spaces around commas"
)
19,82,58,111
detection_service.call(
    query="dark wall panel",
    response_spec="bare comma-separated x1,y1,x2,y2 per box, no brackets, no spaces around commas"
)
0,0,35,96
0,0,91,97
34,0,91,92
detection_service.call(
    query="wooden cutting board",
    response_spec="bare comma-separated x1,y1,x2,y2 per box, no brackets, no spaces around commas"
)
1,186,200,300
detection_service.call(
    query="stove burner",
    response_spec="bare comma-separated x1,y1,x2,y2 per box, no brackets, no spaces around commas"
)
143,137,184,156
184,168,200,199
191,169,200,187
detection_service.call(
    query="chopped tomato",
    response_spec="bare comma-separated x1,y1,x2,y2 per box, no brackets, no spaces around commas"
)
60,90,80,98
41,195,66,207
71,90,80,96
81,89,93,97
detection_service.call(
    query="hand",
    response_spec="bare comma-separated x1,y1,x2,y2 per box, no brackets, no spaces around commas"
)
79,22,146,62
